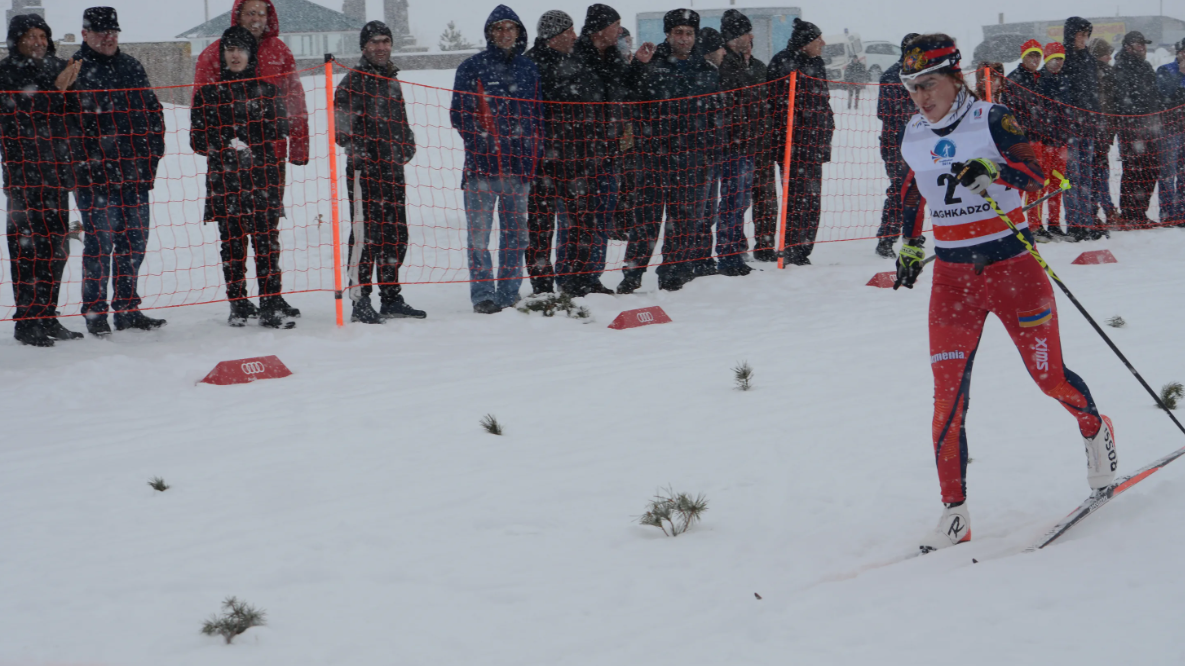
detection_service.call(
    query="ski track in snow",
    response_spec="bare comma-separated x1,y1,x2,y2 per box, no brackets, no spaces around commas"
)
3,72,1185,665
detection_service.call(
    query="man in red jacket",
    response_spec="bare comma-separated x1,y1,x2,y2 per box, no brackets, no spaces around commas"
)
192,0,308,317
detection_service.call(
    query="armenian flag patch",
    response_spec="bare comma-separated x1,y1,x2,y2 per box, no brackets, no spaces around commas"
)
1018,306,1052,328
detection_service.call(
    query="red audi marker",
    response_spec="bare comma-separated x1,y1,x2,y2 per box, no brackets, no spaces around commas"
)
866,271,897,288
200,355,292,386
608,306,673,330
1071,249,1118,265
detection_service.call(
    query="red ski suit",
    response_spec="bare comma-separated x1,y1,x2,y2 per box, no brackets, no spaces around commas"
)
901,101,1103,504
192,0,309,164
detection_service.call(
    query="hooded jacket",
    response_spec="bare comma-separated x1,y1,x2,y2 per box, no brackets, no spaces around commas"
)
1053,16,1100,138
334,55,417,186
449,5,543,181
0,14,79,191
68,41,166,190
192,0,310,164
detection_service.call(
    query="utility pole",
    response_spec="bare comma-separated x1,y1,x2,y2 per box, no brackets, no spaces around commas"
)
204,0,209,23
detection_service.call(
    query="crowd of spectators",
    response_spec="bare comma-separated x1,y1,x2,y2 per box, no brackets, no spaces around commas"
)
3,6,1184,344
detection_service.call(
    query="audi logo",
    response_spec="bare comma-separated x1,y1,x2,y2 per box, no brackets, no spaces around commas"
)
241,361,266,375
636,312,654,323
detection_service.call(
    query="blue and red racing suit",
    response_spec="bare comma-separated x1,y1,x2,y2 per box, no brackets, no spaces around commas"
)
900,99,1103,504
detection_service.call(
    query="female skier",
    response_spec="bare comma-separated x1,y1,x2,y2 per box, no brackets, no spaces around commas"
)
892,34,1116,552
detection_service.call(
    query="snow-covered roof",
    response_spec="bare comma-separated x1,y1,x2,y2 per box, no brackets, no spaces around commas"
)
175,0,364,39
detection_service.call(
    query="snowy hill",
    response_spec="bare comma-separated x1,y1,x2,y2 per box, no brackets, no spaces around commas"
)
3,226,1185,664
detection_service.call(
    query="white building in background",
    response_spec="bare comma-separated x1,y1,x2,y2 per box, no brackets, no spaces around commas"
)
176,0,365,61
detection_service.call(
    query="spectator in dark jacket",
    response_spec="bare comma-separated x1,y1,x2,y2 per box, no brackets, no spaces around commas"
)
335,21,424,323
609,26,645,242
0,14,81,346
767,18,833,265
843,55,867,109
524,10,577,296
566,5,651,294
715,9,764,276
1155,40,1185,223
1090,37,1119,225
1055,16,1103,240
693,26,726,276
449,5,543,313
1004,40,1056,239
1112,31,1161,227
191,26,292,329
65,7,167,334
872,32,917,258
0,13,83,346
617,8,719,293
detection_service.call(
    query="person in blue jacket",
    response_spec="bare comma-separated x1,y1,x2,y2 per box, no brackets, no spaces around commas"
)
1155,40,1185,224
449,5,543,314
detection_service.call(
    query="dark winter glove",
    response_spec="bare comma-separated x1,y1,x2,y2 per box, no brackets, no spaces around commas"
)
951,158,999,196
893,236,926,291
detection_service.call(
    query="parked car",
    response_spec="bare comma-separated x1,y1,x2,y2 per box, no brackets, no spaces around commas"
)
821,32,863,81
861,40,901,81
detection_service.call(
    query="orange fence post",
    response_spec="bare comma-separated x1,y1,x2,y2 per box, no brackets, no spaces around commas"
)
324,55,344,327
984,66,992,102
776,71,798,270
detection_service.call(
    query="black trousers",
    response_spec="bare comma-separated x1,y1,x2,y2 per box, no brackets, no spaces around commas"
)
526,168,558,290
1118,135,1159,222
7,187,70,320
876,147,908,239
346,169,408,304
624,163,706,277
218,212,282,301
784,159,824,260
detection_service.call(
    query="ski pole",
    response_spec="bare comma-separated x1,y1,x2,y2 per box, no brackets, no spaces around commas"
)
966,170,1185,439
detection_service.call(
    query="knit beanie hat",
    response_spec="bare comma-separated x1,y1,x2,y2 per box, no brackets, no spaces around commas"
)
536,10,573,42
1044,42,1065,62
1088,38,1113,59
720,9,751,43
1020,39,1043,60
582,4,620,35
663,8,699,34
360,20,393,49
787,18,821,52
699,27,724,53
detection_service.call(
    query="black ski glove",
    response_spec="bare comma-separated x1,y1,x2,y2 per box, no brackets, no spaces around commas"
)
951,158,1000,196
894,236,926,290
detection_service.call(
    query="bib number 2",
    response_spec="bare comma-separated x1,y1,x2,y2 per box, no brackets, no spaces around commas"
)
937,173,963,206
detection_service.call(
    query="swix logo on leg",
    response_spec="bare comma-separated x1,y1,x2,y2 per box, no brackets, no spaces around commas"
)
930,350,966,364
1034,338,1049,371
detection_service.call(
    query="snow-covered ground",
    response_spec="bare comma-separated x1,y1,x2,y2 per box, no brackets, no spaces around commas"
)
3,223,1185,664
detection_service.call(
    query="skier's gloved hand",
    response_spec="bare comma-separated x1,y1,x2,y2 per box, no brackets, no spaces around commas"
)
951,158,999,196
893,236,926,290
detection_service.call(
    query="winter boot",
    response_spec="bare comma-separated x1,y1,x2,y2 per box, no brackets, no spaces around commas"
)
616,271,643,295
657,268,687,292
919,502,971,553
381,297,427,319
351,298,382,324
583,279,614,295
259,298,296,329
752,248,777,262
875,237,896,258
270,295,301,319
42,317,83,340
13,320,54,347
1033,227,1054,243
114,310,167,331
228,300,253,327
473,300,502,314
85,315,112,337
529,276,554,296
1084,416,1117,491
717,257,752,276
